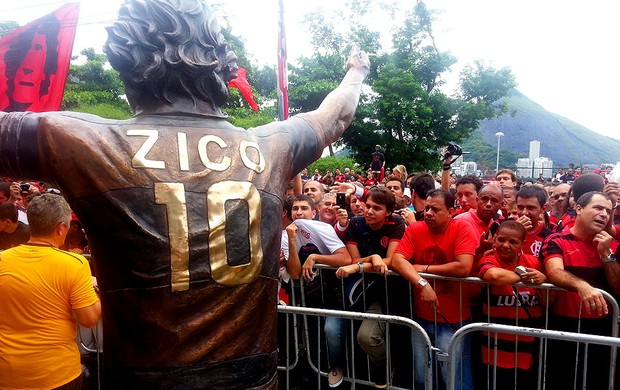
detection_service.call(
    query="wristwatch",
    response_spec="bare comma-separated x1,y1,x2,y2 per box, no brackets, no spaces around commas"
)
416,278,428,290
357,262,364,273
602,253,617,263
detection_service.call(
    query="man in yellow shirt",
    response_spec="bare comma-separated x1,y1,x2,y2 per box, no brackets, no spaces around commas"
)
0,193,101,389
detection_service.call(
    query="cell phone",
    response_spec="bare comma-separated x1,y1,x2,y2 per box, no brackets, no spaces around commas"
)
20,183,30,192
336,192,346,209
487,221,500,239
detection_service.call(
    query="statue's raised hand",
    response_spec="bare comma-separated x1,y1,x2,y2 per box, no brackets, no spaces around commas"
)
346,43,370,73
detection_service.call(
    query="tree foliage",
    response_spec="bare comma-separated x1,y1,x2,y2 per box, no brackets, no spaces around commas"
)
53,0,518,173
62,48,132,119
0,21,19,38
307,156,358,177
289,1,517,174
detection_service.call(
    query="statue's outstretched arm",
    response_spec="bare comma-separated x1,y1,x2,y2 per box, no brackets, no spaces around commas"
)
295,44,370,148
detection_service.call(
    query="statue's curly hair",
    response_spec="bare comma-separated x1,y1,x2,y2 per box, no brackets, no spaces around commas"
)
104,0,237,110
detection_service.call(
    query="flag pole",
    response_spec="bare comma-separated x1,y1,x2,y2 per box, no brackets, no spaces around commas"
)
276,0,289,121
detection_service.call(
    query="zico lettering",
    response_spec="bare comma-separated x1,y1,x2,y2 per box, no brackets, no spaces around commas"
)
127,130,265,173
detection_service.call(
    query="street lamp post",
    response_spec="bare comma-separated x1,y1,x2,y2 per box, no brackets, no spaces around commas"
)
495,132,504,173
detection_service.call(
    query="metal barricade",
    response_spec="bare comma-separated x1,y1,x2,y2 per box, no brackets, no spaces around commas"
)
288,266,620,390
420,275,619,390
77,321,103,390
277,280,301,388
278,305,435,390
447,322,620,390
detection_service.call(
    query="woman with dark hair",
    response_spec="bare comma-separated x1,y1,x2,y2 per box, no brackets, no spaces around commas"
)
477,221,547,389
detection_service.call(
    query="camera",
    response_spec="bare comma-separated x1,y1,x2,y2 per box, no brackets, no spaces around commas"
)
20,183,30,192
444,142,463,158
515,266,527,276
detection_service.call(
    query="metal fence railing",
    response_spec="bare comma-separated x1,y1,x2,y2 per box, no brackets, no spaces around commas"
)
76,263,620,390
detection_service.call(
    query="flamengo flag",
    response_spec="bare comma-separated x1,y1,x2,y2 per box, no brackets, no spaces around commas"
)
229,66,258,111
0,3,80,112
277,0,289,121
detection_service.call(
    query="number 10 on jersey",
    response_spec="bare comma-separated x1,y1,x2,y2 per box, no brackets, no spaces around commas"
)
155,181,263,291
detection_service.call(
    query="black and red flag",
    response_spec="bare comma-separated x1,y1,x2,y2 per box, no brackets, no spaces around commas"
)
0,3,79,112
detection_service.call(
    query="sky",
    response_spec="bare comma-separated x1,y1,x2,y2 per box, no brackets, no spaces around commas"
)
4,0,620,140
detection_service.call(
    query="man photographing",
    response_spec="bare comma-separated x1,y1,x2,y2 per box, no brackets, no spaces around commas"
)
0,193,101,389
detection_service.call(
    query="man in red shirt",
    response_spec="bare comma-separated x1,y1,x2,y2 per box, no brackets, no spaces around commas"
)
542,191,620,389
392,189,477,390
455,185,502,237
515,185,552,257
453,176,483,216
455,185,503,262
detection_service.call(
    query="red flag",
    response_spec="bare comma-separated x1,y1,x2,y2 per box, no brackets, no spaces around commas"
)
0,3,79,112
277,0,289,121
229,66,258,111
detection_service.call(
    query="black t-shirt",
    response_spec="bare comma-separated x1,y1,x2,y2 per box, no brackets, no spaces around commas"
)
370,151,385,171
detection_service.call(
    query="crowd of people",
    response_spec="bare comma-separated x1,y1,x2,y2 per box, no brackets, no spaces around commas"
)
1,160,619,390
278,151,620,390
1,157,618,390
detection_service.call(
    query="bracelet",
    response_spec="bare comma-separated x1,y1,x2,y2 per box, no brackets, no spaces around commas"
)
425,263,430,273
357,262,364,274
442,163,451,171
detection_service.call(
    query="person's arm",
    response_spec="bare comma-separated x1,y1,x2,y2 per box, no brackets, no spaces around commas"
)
545,256,608,316
440,148,451,190
302,247,351,281
336,253,383,278
603,183,619,239
391,252,438,309
480,267,522,285
73,300,101,328
594,230,620,296
296,45,370,147
285,223,302,280
334,207,349,231
336,241,397,277
416,253,473,278
8,182,21,204
398,208,416,226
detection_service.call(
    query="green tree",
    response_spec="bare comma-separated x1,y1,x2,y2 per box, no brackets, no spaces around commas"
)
291,1,517,174
220,28,277,126
307,156,357,176
0,21,19,38
288,11,381,160
62,48,132,119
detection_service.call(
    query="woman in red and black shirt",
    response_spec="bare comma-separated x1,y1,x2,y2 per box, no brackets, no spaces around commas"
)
477,221,547,390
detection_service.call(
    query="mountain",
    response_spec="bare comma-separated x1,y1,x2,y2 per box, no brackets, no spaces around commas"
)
474,89,620,167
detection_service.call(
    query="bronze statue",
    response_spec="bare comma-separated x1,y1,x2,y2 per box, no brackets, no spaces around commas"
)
0,0,369,388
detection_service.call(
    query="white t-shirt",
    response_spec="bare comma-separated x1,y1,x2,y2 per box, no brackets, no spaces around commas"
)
280,219,344,283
